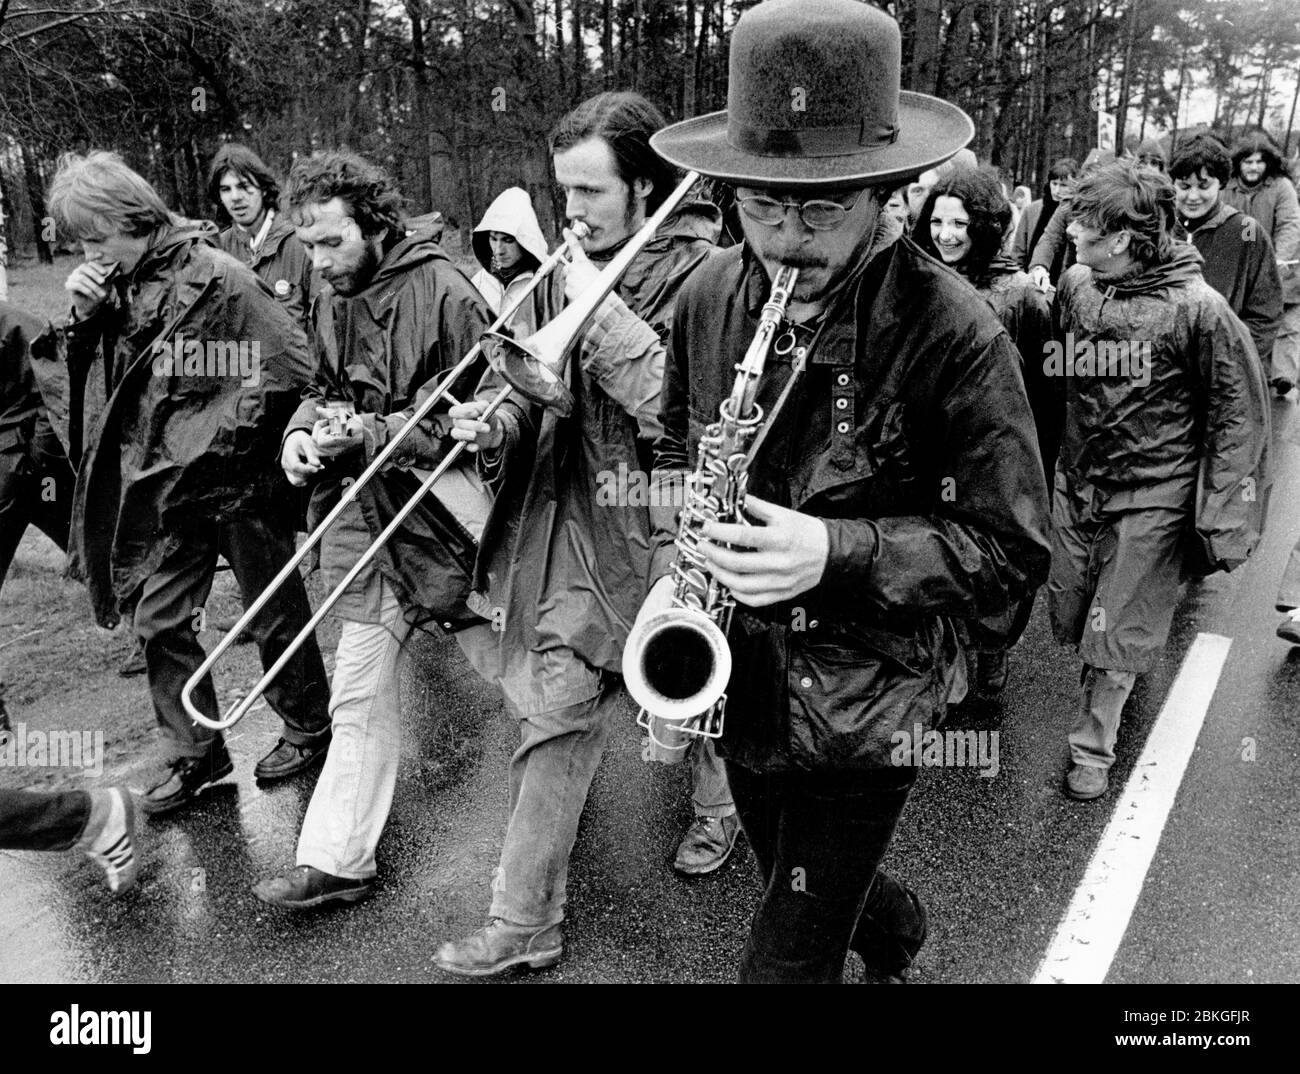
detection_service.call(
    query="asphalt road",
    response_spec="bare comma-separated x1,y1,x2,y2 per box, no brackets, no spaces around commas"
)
3,403,1299,985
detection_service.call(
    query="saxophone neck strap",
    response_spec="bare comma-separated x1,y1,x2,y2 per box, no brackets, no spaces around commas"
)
743,312,831,468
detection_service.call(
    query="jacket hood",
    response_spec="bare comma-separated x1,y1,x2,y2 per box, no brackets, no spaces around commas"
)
473,187,548,271
362,228,452,291
1094,239,1204,297
130,218,218,282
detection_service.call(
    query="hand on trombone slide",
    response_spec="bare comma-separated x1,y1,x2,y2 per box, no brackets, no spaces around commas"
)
448,400,505,454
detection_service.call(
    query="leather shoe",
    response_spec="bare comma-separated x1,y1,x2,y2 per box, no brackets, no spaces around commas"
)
673,813,741,875
973,650,1009,697
141,742,234,816
253,865,373,909
1065,763,1109,801
254,735,330,782
1277,618,1300,645
434,919,563,977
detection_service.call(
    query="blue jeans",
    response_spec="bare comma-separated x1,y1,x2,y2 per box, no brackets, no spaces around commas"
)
727,761,925,983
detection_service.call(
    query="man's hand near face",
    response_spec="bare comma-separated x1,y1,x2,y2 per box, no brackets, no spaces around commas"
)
64,261,118,321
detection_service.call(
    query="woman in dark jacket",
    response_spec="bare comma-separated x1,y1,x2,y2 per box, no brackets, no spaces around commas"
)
1011,157,1078,274
915,167,1058,696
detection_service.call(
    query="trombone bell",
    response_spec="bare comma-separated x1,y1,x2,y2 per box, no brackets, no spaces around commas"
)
480,329,575,416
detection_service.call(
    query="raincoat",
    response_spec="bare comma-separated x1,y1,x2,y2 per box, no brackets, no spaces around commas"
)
468,188,549,333
1178,201,1282,362
467,199,722,677
1223,174,1300,304
285,227,492,627
653,237,1053,772
217,211,315,332
1049,245,1270,669
32,221,315,627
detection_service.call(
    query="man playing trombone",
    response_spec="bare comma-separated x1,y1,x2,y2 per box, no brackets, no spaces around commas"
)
440,92,720,976
631,0,1052,982
253,151,493,909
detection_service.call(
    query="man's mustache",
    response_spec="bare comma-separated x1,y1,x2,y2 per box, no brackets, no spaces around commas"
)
773,250,829,269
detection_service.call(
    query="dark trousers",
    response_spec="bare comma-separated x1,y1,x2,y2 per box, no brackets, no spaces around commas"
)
726,761,925,983
0,429,75,593
0,786,91,850
133,513,330,760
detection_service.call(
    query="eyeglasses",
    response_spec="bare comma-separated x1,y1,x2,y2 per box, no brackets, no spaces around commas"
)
737,190,865,231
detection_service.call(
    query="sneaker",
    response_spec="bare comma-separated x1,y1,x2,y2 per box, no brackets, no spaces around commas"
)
433,918,563,977
76,788,139,893
1273,377,1295,399
1065,763,1109,801
253,865,373,910
253,735,330,782
140,742,234,816
117,641,147,677
673,813,741,876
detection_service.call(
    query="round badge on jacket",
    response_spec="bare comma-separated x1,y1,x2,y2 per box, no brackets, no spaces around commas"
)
274,279,291,296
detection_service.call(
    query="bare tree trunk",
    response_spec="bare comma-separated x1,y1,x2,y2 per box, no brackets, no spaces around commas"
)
601,0,613,87
911,0,942,94
571,0,584,101
1257,51,1273,130
554,0,568,100
1114,0,1139,153
404,0,433,213
683,0,696,117
1285,67,1300,156
21,145,51,264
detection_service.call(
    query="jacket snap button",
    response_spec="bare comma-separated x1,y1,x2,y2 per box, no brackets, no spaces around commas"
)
836,373,850,386
799,676,813,688
809,619,819,629
837,421,850,434
835,397,848,410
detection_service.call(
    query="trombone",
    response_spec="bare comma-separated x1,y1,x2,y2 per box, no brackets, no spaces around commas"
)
184,170,701,731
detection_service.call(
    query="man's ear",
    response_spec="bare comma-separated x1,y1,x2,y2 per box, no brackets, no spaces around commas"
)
1112,231,1132,255
632,176,654,205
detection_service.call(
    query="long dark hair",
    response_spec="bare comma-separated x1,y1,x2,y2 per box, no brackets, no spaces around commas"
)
207,143,282,226
1030,156,1078,255
1230,129,1292,184
913,168,1012,287
549,91,679,215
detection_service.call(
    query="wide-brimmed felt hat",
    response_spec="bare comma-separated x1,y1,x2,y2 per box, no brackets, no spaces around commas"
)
652,0,974,189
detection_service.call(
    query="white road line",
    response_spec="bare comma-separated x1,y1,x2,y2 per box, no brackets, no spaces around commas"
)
1032,631,1233,984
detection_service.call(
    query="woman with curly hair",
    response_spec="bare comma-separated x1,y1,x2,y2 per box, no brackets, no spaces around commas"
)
915,167,1059,697
1224,129,1300,396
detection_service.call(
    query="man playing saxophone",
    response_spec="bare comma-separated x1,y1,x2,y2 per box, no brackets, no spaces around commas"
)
633,0,1052,983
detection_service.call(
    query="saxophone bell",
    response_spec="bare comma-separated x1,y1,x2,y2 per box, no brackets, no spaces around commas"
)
624,604,732,740
624,264,801,751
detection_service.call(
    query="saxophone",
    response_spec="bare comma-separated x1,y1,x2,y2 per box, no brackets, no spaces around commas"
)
624,265,800,744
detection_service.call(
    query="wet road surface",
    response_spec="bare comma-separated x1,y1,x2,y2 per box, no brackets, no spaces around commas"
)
3,406,1299,984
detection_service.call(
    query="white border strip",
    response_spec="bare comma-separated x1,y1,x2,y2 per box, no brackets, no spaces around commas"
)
1032,632,1233,984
